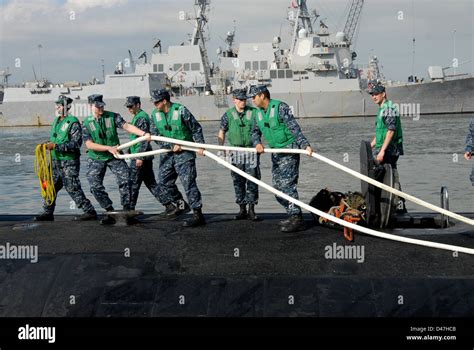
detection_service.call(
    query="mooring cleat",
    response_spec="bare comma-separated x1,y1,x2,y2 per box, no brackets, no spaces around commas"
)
126,216,140,225
102,210,143,226
100,215,116,225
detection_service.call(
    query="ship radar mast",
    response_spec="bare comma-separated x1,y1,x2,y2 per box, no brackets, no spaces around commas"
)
180,0,213,94
224,22,237,57
289,0,317,52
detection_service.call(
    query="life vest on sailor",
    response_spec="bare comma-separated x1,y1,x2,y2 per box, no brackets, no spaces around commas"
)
50,115,80,161
226,106,254,147
129,110,151,154
84,111,120,161
375,100,403,150
255,99,294,148
151,103,193,142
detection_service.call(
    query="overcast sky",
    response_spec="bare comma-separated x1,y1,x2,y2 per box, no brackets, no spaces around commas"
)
0,0,472,84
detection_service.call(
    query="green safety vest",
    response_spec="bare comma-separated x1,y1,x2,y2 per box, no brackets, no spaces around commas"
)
129,110,151,154
255,99,294,148
375,100,403,150
83,111,120,161
151,103,193,142
226,106,254,147
49,115,80,161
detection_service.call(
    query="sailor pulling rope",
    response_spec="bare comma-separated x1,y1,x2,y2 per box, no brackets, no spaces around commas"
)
113,136,474,255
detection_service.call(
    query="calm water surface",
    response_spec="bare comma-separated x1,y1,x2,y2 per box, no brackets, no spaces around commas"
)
0,115,472,215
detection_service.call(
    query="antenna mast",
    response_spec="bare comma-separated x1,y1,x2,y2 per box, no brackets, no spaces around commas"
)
188,0,213,93
343,0,364,45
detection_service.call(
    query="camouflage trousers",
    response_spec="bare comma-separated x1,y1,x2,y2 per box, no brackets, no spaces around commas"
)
86,158,131,210
158,152,202,209
227,151,260,205
470,165,474,186
271,151,301,216
42,159,95,215
373,149,405,208
129,158,164,210
373,149,400,170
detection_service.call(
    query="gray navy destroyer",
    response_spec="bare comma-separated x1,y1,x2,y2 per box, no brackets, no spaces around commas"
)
0,0,473,127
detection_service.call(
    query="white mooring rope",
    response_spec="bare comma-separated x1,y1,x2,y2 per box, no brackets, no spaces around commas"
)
114,136,474,255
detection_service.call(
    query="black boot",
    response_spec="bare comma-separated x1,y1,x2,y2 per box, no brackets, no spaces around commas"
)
280,215,306,233
247,204,259,221
100,206,116,225
35,213,54,221
159,199,190,219
159,203,177,218
234,204,247,220
75,210,98,221
174,199,191,216
183,208,206,227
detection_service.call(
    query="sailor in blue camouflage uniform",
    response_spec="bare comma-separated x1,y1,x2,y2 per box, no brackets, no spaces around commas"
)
150,89,206,227
250,85,313,233
368,82,406,212
218,88,260,221
124,96,165,211
82,94,152,225
464,118,474,185
35,95,97,221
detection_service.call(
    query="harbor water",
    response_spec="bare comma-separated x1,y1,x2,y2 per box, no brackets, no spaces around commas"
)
0,115,473,215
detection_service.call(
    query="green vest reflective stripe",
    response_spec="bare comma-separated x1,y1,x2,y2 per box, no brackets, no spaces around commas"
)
151,103,193,142
375,100,403,150
84,111,120,161
50,115,80,160
226,106,254,147
129,110,150,154
255,99,294,148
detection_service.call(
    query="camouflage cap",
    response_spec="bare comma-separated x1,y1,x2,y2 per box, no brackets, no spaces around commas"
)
55,95,73,106
88,94,106,107
232,88,248,100
247,85,269,98
368,83,386,95
125,96,141,107
151,88,170,103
